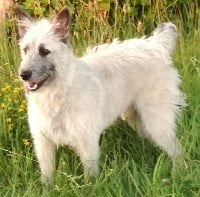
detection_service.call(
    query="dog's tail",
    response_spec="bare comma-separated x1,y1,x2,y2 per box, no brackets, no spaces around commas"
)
149,22,177,54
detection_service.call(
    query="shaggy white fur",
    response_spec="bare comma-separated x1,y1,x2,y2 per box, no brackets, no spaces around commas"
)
16,6,184,184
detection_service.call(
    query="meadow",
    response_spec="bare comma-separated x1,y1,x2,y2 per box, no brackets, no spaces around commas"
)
0,1,200,196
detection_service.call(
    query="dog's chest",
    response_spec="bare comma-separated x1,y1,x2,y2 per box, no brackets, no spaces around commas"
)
27,94,76,146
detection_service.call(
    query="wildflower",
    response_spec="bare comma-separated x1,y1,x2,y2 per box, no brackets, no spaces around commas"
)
13,87,23,94
6,118,11,123
18,108,24,112
1,103,6,108
14,78,20,83
1,83,11,92
23,139,31,146
1,87,6,92
18,102,27,112
5,95,11,102
5,85,11,90
8,123,13,131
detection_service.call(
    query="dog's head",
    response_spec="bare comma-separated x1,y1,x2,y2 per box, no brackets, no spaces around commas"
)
16,6,71,92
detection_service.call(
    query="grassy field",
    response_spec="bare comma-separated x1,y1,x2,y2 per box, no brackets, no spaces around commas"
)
0,2,200,197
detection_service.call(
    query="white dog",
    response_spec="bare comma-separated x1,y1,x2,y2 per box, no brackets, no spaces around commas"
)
16,6,184,184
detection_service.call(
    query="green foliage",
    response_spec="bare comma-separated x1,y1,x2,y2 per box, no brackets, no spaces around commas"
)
0,0,200,196
14,0,199,30
12,0,199,48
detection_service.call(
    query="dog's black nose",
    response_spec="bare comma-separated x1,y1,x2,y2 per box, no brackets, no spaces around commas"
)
20,70,32,81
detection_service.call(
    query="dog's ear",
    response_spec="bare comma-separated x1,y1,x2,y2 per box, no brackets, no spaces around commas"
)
52,7,71,43
16,5,33,38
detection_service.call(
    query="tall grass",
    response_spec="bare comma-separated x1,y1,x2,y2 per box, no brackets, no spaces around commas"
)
0,1,200,196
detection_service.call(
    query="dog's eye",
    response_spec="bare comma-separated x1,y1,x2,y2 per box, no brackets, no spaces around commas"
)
39,46,51,57
23,47,29,54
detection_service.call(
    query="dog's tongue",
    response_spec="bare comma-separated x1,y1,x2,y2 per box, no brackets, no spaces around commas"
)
24,81,38,92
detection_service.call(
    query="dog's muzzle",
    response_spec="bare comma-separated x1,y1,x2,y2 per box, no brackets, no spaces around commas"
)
20,70,49,92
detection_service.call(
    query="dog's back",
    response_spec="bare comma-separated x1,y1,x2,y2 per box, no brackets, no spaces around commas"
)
84,22,177,59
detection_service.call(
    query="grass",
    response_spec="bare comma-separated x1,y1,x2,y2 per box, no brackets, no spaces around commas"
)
0,2,200,196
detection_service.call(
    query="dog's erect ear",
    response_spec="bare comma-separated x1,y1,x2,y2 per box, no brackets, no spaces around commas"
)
52,7,71,43
16,5,33,38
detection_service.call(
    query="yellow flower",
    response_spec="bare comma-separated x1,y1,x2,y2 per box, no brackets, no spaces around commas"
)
18,108,24,112
1,103,6,108
6,118,11,123
23,139,31,146
8,124,13,130
5,95,11,102
5,85,11,90
7,98,11,102
1,84,11,92
14,78,20,83
18,102,27,112
1,87,6,92
13,88,20,94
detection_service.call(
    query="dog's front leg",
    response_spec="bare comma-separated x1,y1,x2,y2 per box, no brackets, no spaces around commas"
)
76,136,100,178
33,133,56,185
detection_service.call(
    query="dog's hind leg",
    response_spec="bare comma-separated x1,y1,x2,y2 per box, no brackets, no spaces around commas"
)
33,133,56,184
135,101,183,168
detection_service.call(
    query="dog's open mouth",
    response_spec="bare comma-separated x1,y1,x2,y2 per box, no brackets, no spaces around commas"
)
24,78,48,92
25,82,40,91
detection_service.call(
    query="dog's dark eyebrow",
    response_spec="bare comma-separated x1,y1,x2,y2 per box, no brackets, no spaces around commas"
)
39,44,51,57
